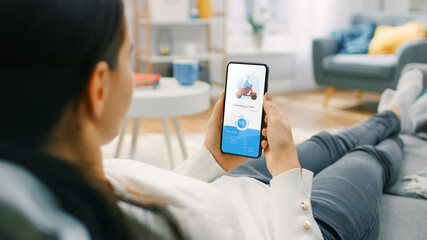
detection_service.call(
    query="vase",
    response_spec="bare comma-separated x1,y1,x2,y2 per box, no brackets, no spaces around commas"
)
157,28,173,56
252,32,263,48
197,0,213,19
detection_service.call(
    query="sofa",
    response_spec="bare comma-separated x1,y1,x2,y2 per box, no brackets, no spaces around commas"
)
313,11,427,106
379,63,427,240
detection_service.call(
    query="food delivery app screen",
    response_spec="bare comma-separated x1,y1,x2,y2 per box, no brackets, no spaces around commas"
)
221,63,267,158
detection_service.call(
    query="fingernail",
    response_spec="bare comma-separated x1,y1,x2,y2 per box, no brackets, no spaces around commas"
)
220,90,225,98
266,92,272,100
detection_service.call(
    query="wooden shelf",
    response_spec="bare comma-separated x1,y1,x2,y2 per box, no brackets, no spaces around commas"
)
134,0,227,77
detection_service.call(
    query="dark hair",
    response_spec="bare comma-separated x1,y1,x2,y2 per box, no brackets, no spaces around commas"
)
0,1,187,240
0,0,124,147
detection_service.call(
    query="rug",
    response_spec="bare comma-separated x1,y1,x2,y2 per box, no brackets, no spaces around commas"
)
101,127,344,170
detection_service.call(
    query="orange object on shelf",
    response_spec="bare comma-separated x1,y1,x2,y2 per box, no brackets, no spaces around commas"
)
197,0,212,19
134,73,161,87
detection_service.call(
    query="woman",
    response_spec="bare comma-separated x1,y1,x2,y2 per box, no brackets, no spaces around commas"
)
0,0,425,239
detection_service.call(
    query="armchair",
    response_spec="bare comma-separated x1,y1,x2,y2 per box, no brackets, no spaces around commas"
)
313,11,427,106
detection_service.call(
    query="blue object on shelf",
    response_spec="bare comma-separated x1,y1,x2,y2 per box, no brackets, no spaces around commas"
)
190,8,199,19
173,59,199,86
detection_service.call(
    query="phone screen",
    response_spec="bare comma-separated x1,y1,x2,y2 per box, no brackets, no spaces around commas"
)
221,62,269,158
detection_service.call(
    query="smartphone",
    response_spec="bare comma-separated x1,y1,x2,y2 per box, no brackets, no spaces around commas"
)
220,62,269,158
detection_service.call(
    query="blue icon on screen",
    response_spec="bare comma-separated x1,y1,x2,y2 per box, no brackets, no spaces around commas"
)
237,118,247,128
235,116,249,130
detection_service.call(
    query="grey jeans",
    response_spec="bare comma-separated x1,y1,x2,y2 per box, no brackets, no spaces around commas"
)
227,111,403,240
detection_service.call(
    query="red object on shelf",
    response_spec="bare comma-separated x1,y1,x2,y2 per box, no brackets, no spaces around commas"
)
134,73,161,87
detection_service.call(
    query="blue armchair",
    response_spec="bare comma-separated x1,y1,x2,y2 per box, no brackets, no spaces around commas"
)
313,11,427,106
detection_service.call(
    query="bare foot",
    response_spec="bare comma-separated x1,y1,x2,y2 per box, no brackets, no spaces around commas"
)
387,105,401,119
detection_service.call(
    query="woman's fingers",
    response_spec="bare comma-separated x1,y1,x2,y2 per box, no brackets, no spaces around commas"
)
262,128,267,137
261,139,268,149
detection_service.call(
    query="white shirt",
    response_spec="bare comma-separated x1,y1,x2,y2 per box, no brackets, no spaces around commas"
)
104,146,323,240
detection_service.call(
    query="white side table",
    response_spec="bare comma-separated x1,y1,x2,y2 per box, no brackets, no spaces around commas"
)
115,78,210,168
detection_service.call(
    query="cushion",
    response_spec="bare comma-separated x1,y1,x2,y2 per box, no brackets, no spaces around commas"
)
384,135,427,199
369,21,427,54
322,54,397,78
379,194,427,240
332,22,376,54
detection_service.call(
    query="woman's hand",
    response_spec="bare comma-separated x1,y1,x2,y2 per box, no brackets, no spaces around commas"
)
261,93,301,177
204,91,248,172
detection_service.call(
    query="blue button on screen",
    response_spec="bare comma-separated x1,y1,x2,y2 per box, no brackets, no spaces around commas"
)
237,118,247,129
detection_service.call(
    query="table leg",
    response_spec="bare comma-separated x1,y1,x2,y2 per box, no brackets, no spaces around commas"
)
114,118,129,158
172,117,188,159
130,118,141,159
162,118,175,169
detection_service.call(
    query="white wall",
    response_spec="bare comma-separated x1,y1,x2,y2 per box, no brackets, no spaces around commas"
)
312,0,381,37
410,0,427,10
384,0,409,11
385,0,427,11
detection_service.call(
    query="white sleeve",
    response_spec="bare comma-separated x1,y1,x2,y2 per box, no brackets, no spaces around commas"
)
269,168,323,240
173,145,226,183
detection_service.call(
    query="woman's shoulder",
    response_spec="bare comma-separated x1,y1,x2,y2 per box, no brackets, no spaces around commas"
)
0,160,90,240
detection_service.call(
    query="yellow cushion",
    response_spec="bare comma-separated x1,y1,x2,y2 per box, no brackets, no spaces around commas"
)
368,21,426,54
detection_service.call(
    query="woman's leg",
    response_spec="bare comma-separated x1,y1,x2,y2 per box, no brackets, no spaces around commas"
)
228,68,422,182
227,111,400,183
311,135,403,240
296,110,400,175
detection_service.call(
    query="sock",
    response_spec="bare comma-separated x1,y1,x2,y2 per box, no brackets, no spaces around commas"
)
390,69,423,134
377,89,395,113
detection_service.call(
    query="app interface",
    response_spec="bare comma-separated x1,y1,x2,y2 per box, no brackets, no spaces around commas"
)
221,63,266,157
